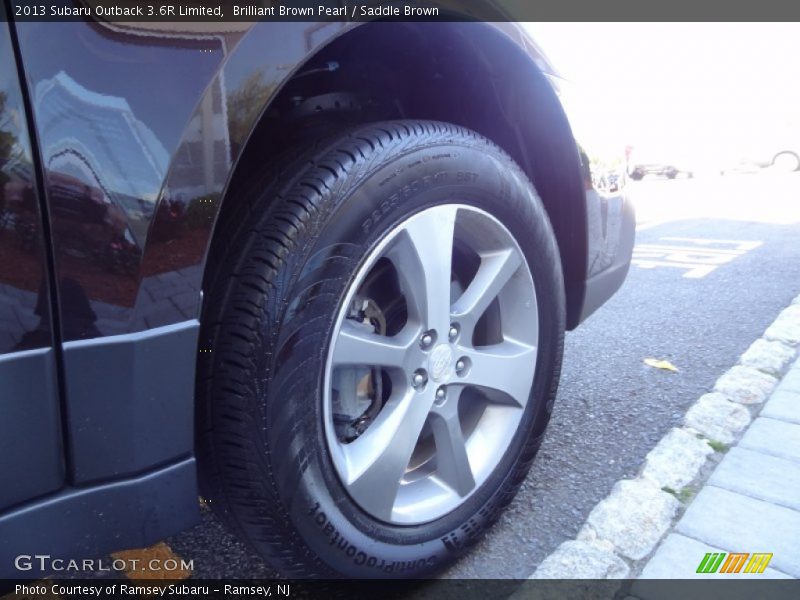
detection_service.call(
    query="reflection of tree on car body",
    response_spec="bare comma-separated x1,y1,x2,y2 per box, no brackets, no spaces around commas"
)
46,170,141,276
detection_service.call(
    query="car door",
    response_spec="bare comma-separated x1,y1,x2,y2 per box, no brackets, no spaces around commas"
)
0,7,66,511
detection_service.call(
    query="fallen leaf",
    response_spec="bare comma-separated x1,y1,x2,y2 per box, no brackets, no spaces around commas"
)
644,358,679,372
111,542,192,580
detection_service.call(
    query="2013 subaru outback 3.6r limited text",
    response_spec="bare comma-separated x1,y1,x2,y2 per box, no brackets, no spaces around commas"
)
0,8,634,578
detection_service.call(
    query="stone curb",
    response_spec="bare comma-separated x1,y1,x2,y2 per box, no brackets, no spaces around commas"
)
530,292,800,579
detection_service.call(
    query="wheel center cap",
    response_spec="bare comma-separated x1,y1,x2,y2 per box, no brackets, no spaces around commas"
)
428,344,453,382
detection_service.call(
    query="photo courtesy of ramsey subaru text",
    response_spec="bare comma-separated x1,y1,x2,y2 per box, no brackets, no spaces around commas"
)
0,4,634,579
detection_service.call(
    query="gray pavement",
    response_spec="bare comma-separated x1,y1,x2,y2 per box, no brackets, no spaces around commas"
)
641,359,800,579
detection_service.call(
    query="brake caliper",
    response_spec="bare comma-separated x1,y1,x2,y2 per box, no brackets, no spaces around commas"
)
332,297,386,442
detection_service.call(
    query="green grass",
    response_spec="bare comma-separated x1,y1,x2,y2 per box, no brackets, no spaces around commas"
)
662,486,695,503
706,439,729,453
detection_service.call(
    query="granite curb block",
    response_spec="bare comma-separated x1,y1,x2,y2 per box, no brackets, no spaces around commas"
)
531,540,630,579
640,428,714,490
530,295,800,579
578,479,679,561
683,392,751,444
713,365,778,405
764,303,800,347
739,338,797,376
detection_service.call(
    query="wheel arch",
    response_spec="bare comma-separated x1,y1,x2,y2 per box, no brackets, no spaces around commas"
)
206,22,588,328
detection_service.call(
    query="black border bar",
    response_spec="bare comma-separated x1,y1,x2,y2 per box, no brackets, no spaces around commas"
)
8,0,800,22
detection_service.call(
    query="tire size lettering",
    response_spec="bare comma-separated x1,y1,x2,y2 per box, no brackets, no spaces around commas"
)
361,171,449,233
457,171,479,183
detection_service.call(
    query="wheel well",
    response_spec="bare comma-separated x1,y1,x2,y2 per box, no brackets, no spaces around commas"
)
216,22,588,328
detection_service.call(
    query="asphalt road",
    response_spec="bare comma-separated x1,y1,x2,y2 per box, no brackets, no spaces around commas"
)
167,171,800,579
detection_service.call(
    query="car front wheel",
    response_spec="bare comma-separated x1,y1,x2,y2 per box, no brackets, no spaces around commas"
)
197,121,565,578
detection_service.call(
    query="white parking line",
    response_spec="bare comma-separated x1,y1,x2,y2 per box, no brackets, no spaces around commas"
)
632,238,763,279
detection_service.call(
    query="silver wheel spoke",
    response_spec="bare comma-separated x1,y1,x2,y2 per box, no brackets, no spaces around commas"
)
451,248,522,339
386,205,457,332
460,340,537,407
332,321,410,368
430,391,475,496
339,388,435,520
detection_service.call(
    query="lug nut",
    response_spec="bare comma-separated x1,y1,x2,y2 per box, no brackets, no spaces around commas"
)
412,369,428,389
420,330,437,349
435,386,447,404
455,356,470,376
448,325,459,341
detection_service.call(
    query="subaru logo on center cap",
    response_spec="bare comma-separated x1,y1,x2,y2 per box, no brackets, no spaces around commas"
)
429,345,453,382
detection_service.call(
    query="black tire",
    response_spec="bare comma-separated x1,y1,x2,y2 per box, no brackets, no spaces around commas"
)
196,121,565,578
629,169,644,181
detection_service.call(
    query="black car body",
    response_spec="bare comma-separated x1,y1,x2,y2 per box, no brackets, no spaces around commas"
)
0,5,634,578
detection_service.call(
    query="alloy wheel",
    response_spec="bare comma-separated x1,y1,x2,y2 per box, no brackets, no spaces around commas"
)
323,204,539,525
